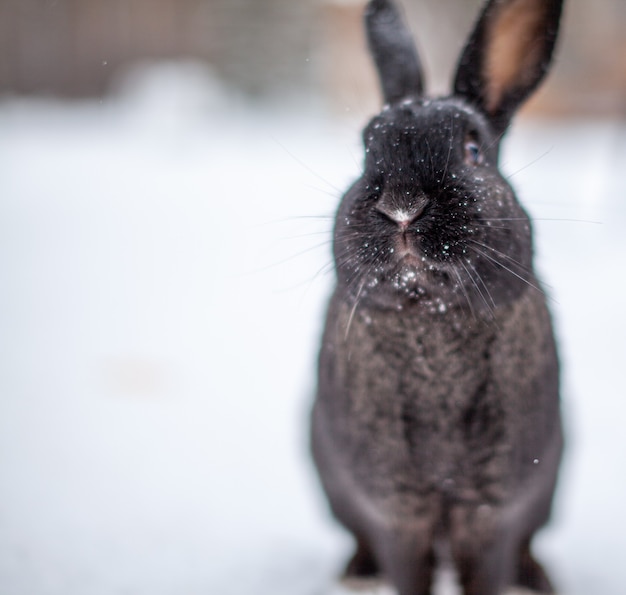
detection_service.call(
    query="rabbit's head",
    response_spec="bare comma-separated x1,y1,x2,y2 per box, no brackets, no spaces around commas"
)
333,0,563,313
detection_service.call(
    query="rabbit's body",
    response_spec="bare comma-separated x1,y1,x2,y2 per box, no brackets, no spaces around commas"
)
311,1,565,593
313,288,561,593
314,288,561,511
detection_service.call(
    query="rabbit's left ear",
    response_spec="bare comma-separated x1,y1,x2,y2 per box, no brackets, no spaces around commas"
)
366,0,424,104
453,0,564,134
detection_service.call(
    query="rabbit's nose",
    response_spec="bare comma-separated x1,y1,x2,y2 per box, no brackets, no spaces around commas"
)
375,192,428,229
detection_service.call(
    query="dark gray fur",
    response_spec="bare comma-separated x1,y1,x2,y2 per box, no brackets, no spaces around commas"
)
310,1,565,594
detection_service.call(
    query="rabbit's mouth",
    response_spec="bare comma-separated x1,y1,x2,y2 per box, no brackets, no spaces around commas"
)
390,262,428,298
344,255,462,312
352,259,454,311
396,249,423,267
373,253,448,303
338,236,464,309
392,253,445,285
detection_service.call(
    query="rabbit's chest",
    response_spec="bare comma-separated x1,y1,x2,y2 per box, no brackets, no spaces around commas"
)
330,301,494,418
320,299,503,500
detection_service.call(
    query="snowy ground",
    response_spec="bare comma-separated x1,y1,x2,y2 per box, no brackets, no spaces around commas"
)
1,65,625,595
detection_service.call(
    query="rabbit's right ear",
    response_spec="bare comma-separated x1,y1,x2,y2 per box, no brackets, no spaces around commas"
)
365,0,424,104
453,0,564,135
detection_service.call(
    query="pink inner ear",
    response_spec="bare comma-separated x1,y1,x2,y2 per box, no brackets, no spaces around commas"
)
483,0,547,113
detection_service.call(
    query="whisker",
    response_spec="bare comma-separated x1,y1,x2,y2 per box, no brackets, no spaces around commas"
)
344,279,366,342
505,147,553,179
278,230,334,241
424,138,436,180
257,214,334,229
451,265,476,320
271,135,343,194
459,260,494,320
467,239,535,276
272,261,333,294
301,182,342,200
468,244,546,297
341,252,376,294
341,244,387,299
440,118,454,184
472,223,514,231
284,258,337,299
479,217,601,225
465,258,497,310
243,240,332,275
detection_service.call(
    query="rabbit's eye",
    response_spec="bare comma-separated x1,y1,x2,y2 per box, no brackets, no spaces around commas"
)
464,136,484,166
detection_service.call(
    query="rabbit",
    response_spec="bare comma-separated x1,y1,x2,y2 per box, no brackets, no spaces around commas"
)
310,1,565,594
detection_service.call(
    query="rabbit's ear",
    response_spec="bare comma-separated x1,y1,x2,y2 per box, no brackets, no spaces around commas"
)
366,0,424,104
453,0,563,134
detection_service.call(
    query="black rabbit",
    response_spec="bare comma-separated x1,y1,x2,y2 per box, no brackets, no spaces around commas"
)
311,1,565,594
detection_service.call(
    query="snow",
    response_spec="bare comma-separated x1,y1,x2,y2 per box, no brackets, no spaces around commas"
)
1,64,625,594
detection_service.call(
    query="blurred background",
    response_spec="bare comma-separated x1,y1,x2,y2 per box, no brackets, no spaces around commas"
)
1,1,625,594
1,0,625,113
